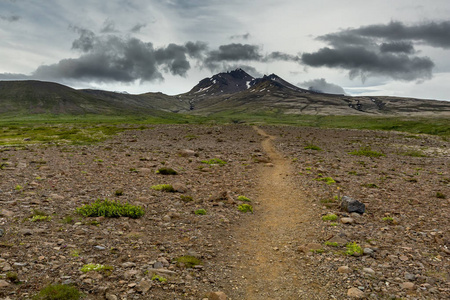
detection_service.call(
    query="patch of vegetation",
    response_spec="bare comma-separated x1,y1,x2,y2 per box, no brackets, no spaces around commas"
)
322,214,338,221
400,150,427,157
80,263,113,275
194,209,207,215
362,183,378,188
349,146,385,158
151,184,175,192
114,189,124,196
32,284,83,300
15,184,23,191
324,241,340,247
30,215,51,222
180,195,194,202
156,167,178,175
310,249,325,254
201,158,227,166
329,222,339,226
382,216,394,223
61,216,74,224
184,134,198,141
436,192,446,199
238,204,253,213
304,143,322,151
6,272,19,283
345,242,363,256
176,255,202,268
315,176,336,185
151,274,168,282
76,199,144,218
237,195,251,202
70,250,80,257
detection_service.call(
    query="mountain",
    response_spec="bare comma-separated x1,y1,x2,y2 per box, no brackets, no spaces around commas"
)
0,70,449,117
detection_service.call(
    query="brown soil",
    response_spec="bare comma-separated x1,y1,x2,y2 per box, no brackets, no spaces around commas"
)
0,124,449,299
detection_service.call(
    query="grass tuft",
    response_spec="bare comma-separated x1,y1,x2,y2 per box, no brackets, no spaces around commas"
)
151,184,175,192
32,284,83,300
76,199,144,218
349,146,385,157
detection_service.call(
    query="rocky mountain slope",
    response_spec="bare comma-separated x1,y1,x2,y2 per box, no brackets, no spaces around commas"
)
1,70,450,116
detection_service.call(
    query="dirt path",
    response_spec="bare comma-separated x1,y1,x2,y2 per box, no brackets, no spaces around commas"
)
233,126,325,299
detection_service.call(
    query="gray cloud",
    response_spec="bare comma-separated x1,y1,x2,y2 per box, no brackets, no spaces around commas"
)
265,51,300,62
302,21,447,81
130,23,147,33
0,14,20,22
230,33,250,40
100,19,118,33
204,43,263,71
380,42,415,54
300,78,345,95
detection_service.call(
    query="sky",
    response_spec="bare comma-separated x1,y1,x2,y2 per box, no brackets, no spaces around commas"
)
1,0,450,101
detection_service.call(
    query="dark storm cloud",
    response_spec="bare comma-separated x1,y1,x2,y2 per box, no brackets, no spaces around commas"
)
265,51,300,62
302,46,434,81
301,21,449,81
350,21,450,49
0,14,20,22
300,78,345,95
206,43,262,62
32,31,206,83
379,42,415,54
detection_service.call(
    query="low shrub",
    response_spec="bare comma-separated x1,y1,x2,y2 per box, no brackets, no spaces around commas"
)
76,199,144,218
151,184,175,192
176,256,202,268
194,209,207,215
238,204,253,213
32,284,83,300
349,146,385,158
201,158,227,166
237,195,251,202
322,214,338,221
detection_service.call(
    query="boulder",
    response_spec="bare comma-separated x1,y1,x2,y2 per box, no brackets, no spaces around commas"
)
341,196,365,214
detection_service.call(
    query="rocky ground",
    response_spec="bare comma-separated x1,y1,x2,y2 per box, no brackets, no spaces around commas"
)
0,124,449,299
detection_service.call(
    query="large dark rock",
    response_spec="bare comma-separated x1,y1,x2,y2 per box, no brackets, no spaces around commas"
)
341,196,365,214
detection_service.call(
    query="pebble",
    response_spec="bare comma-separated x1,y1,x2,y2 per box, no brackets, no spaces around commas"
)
347,287,364,298
363,268,375,275
207,291,227,300
338,266,351,274
136,280,152,293
363,248,374,256
0,280,10,288
340,217,355,224
122,262,136,268
400,282,415,290
94,245,106,250
105,293,118,300
404,273,416,281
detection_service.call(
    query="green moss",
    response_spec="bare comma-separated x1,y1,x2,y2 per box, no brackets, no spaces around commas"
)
151,184,175,192
315,177,336,185
32,284,83,300
238,204,253,213
322,214,338,221
304,143,322,151
80,263,113,274
436,192,446,199
156,167,178,175
324,241,339,247
345,242,363,256
76,199,144,218
349,146,385,157
237,195,251,202
194,209,207,215
201,158,227,166
180,195,194,202
176,255,202,268
151,274,167,282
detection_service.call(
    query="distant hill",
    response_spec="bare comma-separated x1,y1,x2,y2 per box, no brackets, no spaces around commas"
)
1,70,449,117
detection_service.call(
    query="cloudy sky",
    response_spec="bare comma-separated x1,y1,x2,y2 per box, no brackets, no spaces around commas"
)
1,0,450,100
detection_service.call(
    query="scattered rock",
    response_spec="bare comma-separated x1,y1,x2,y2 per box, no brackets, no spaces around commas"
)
136,280,152,293
338,266,352,274
207,291,227,300
105,293,118,300
347,287,364,298
172,182,188,193
362,268,375,275
341,196,366,214
400,282,415,290
0,280,10,288
178,149,197,157
340,217,355,224
363,248,374,256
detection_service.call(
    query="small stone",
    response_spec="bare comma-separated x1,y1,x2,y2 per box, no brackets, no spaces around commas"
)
363,268,375,275
21,229,33,236
162,215,171,222
0,209,14,217
0,280,10,288
347,287,364,298
122,262,136,268
399,255,408,261
123,269,139,279
338,266,351,274
136,280,152,293
153,261,164,269
105,293,118,300
172,182,187,193
207,291,227,300
363,248,374,256
341,196,366,214
178,149,196,157
340,217,355,224
94,245,106,250
328,236,348,246
400,282,415,290
404,273,416,281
